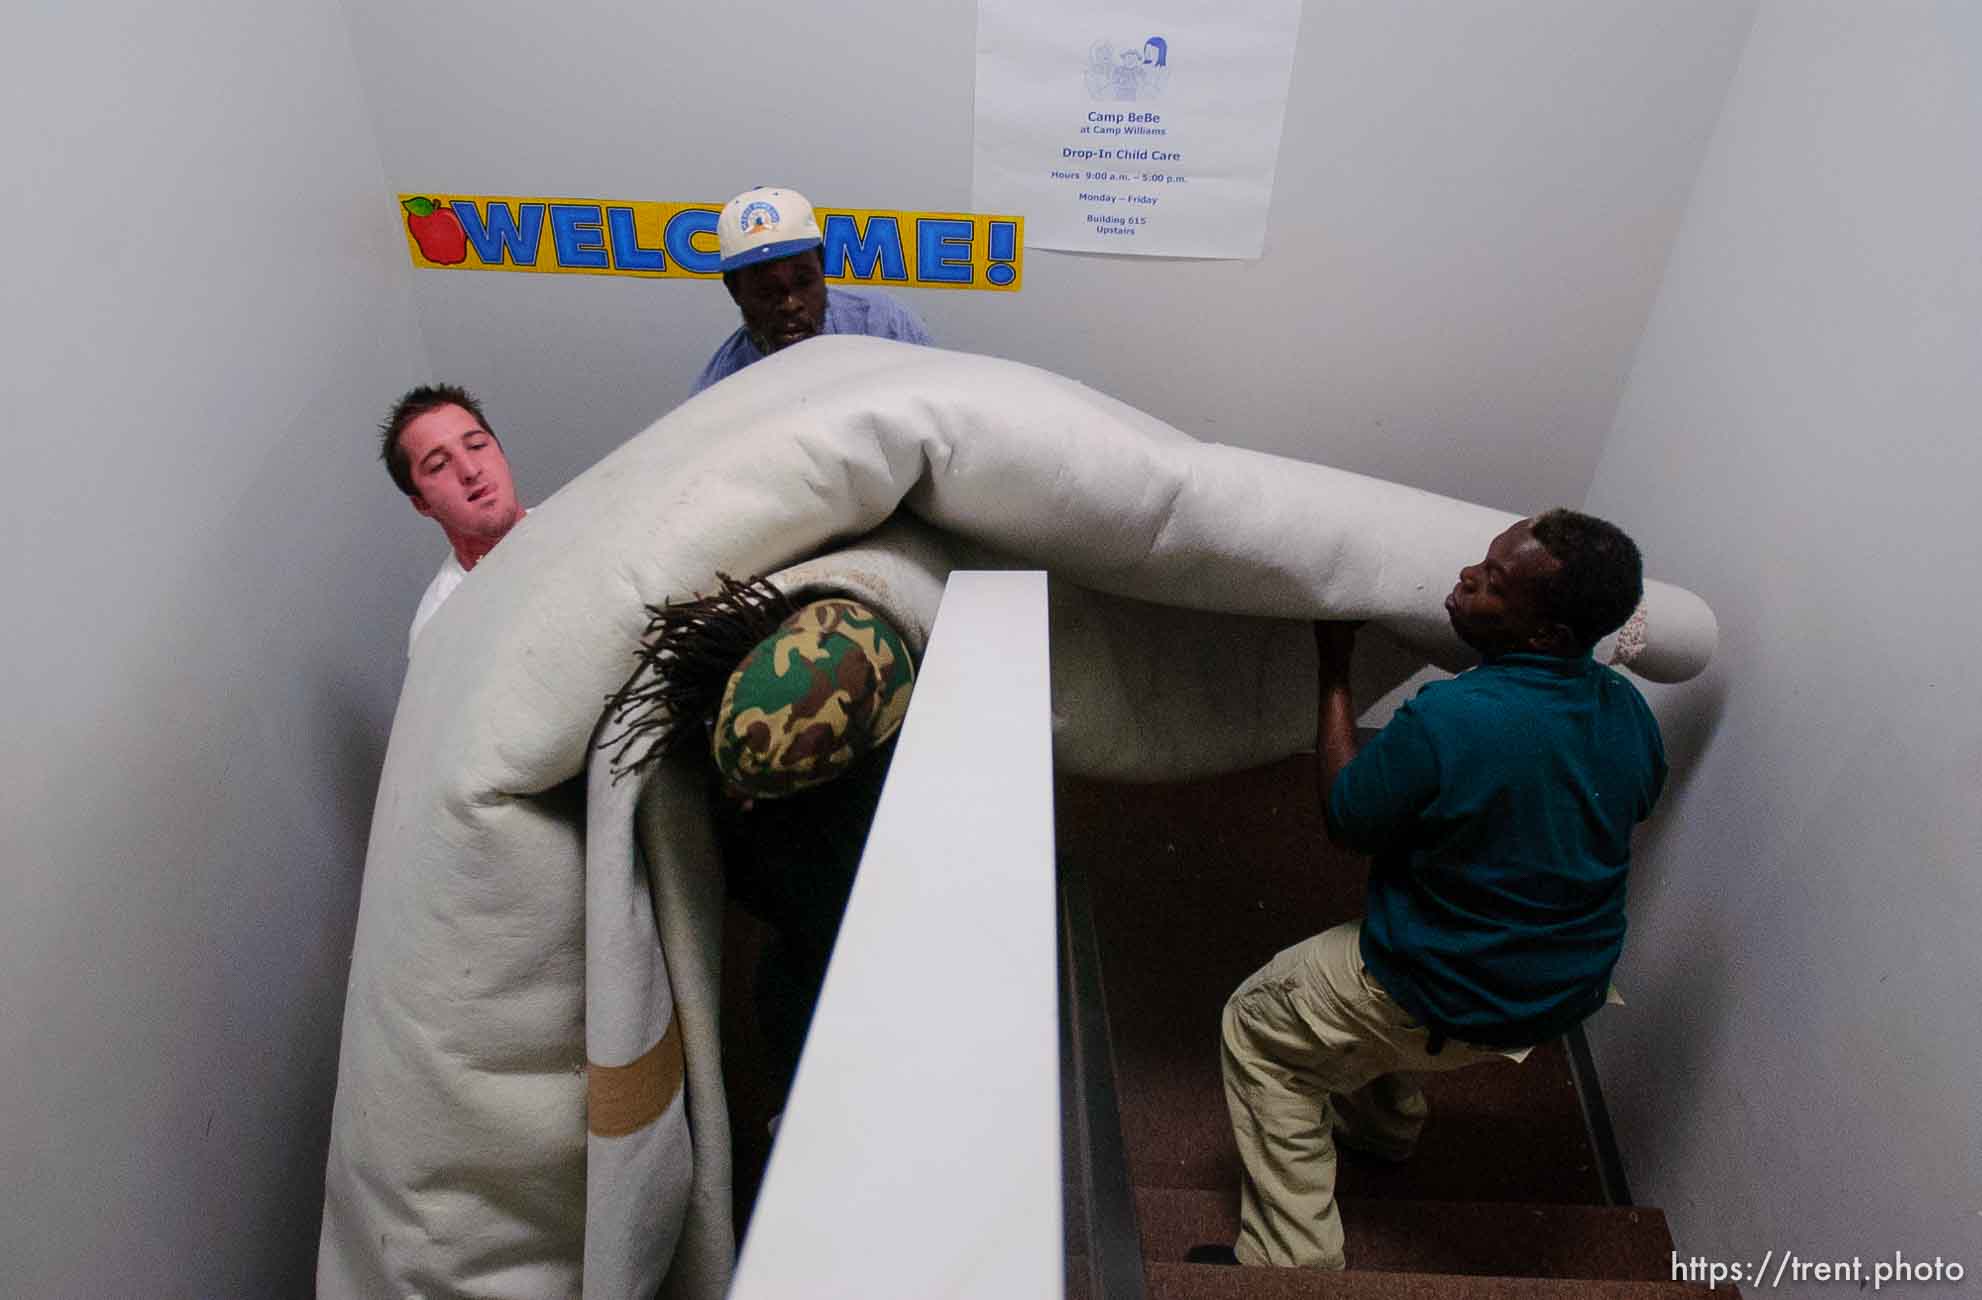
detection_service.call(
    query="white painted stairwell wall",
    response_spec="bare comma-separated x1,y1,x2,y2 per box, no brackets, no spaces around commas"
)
0,3,431,1295
1584,2,1982,1287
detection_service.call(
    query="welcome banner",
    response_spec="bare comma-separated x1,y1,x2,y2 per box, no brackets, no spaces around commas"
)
399,194,1024,291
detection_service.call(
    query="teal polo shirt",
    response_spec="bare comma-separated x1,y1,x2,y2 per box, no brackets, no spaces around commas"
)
1328,652,1666,1048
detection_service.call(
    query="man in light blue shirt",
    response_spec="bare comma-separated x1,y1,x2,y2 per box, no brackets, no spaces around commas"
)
693,186,931,394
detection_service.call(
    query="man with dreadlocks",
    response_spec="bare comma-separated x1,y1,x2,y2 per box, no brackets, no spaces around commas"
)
603,574,917,1113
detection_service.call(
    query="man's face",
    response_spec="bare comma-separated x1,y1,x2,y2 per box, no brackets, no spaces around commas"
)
728,250,828,355
400,403,521,542
1444,519,1563,658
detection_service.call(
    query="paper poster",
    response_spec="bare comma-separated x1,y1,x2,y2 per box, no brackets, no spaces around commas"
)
397,194,1023,291
972,0,1302,258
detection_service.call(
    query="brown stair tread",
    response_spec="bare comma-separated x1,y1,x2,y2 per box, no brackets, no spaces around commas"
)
1135,1187,1678,1281
1145,1261,1738,1299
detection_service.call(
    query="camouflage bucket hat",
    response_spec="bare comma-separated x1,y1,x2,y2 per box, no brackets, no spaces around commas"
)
711,598,916,798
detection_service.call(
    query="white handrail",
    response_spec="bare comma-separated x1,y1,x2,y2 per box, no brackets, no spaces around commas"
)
730,570,1062,1300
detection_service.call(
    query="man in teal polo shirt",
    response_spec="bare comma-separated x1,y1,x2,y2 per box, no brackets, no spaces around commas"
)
1213,509,1666,1271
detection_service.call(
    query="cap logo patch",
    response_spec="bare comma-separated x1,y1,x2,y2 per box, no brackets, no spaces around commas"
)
739,200,780,233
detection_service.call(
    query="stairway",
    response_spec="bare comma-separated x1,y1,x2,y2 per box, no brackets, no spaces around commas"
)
1057,755,1738,1300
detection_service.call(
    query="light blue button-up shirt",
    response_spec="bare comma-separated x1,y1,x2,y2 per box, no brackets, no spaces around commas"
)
692,287,933,394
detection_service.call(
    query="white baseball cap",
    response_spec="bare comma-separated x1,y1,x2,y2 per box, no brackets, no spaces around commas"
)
716,186,823,272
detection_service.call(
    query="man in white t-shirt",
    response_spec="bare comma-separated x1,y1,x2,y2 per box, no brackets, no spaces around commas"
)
378,384,526,653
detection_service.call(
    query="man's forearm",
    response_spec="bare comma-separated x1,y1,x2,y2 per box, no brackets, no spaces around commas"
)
1312,622,1361,824
1317,679,1359,816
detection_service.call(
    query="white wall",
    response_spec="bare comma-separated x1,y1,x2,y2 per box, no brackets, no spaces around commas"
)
1584,2,1982,1287
0,3,431,1295
343,0,1754,515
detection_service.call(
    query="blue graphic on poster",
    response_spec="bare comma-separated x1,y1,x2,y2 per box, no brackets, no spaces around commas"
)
1084,35,1170,101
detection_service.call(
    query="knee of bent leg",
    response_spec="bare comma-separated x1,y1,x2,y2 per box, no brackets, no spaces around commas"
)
1219,986,1259,1060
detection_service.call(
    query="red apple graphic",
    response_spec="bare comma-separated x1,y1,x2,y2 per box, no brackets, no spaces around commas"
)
403,197,469,265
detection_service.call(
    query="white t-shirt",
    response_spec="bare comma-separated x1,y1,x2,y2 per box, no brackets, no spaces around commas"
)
407,512,525,655
407,550,468,654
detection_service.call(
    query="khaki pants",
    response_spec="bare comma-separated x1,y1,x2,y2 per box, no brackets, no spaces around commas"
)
1219,920,1525,1269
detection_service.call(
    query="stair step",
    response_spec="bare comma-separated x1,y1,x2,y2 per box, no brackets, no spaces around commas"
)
1135,1187,1678,1281
1145,1260,1739,1299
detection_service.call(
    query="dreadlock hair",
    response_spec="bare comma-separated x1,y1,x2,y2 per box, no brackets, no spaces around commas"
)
597,573,797,782
379,383,496,497
1527,508,1644,651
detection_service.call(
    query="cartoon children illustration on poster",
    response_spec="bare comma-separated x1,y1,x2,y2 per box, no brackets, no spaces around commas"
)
1084,35,1169,101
